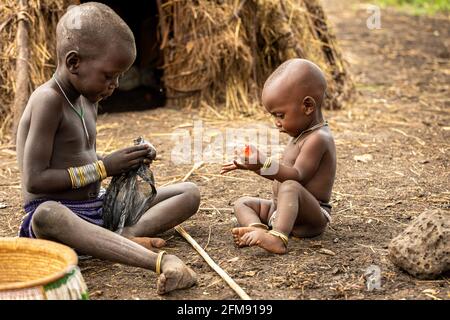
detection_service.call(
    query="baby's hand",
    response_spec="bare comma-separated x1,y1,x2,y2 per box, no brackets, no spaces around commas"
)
220,144,264,174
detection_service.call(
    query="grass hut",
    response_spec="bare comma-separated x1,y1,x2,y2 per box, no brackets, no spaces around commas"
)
0,0,352,142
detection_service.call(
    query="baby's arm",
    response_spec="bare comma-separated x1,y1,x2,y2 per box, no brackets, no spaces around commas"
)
260,133,327,184
22,90,71,193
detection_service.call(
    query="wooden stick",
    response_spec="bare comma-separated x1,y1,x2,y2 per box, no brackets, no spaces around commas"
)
156,0,169,50
12,0,30,140
174,225,251,300
181,161,204,182
199,207,234,212
159,177,178,187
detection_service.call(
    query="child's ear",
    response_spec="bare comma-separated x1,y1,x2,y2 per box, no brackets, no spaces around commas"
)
302,96,316,115
65,50,80,74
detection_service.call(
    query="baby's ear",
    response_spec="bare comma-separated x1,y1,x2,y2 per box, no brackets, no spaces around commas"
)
302,96,316,115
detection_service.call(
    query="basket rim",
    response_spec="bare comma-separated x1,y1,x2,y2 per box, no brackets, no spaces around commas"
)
0,237,78,291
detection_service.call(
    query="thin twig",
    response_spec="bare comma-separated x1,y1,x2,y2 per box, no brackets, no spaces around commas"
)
203,225,213,250
175,225,251,300
181,161,204,182
199,207,233,212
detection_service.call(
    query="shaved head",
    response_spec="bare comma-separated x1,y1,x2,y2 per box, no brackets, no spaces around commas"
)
264,58,327,108
56,2,135,63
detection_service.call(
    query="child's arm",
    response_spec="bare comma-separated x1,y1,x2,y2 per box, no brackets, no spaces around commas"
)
22,90,71,193
220,134,327,185
260,133,328,184
23,91,151,193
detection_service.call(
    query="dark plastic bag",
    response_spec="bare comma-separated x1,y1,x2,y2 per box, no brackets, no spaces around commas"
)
102,137,157,233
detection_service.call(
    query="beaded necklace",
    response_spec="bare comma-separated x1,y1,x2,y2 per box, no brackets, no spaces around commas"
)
292,121,328,144
53,75,90,146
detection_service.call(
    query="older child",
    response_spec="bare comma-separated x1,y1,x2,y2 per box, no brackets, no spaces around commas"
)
16,2,198,294
221,59,336,254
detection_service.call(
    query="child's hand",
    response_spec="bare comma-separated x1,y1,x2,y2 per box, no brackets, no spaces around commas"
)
134,137,156,166
220,144,264,174
103,145,151,176
143,141,157,164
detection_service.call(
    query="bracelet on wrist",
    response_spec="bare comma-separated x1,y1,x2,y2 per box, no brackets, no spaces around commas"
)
67,160,108,189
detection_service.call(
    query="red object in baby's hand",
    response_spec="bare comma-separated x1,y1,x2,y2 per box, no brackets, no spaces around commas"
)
244,145,251,157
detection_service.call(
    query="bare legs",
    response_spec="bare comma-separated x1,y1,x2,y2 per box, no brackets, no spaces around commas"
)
231,196,272,247
31,181,200,294
120,182,200,250
232,180,328,254
121,182,200,237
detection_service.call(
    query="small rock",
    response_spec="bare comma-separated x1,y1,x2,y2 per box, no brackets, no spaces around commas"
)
354,154,373,163
311,242,323,248
318,248,336,256
333,238,339,243
422,289,438,295
388,209,449,279
89,290,103,298
0,203,7,209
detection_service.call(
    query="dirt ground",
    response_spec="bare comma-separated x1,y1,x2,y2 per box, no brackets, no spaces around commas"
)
0,0,449,300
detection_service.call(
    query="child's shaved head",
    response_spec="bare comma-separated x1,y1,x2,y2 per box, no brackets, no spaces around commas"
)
264,59,327,108
56,2,135,62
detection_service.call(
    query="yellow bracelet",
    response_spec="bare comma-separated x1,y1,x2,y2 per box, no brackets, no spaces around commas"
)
248,222,269,230
268,229,289,247
94,161,103,180
155,250,166,275
68,162,105,189
77,167,85,186
97,160,108,180
67,167,75,189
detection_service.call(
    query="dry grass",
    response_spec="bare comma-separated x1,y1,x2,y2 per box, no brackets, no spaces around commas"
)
0,0,73,142
158,0,352,117
1,0,352,142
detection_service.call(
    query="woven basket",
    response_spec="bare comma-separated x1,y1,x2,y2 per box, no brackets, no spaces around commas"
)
0,237,89,300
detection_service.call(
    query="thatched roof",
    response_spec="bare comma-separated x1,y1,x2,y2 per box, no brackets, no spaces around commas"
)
0,0,352,141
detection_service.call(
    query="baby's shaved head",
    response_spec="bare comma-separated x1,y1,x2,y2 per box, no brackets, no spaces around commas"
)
264,58,327,108
56,2,135,62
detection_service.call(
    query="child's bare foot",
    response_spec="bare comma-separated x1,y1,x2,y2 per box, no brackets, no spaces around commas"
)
129,237,166,250
231,227,261,247
157,255,197,295
240,229,287,254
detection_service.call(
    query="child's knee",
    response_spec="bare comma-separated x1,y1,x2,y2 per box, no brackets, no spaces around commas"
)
32,201,65,236
181,182,200,210
279,180,302,194
233,196,252,210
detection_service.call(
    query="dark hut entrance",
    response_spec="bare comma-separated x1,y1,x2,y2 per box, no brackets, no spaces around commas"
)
80,0,165,113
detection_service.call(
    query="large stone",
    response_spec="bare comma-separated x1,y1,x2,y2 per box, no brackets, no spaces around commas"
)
388,209,449,279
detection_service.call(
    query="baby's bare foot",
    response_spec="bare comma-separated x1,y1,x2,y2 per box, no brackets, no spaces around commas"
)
157,255,197,295
130,237,166,250
231,227,261,247
241,229,287,254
